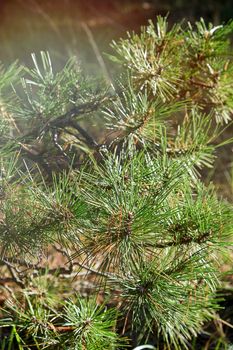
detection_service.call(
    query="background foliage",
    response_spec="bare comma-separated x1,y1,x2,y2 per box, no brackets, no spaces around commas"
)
0,13,233,350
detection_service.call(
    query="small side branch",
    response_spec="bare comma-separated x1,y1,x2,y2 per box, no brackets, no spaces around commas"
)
69,120,98,148
1,259,24,288
52,128,70,160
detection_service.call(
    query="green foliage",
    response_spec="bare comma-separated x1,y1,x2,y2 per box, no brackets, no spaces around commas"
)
110,17,233,122
63,298,122,350
0,291,124,350
0,16,232,350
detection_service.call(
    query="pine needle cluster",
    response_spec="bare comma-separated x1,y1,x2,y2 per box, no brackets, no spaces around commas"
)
0,16,233,349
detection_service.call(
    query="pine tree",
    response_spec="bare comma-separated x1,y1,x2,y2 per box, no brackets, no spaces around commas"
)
0,16,233,350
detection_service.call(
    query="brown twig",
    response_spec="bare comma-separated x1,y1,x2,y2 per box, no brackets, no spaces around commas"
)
1,259,24,288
